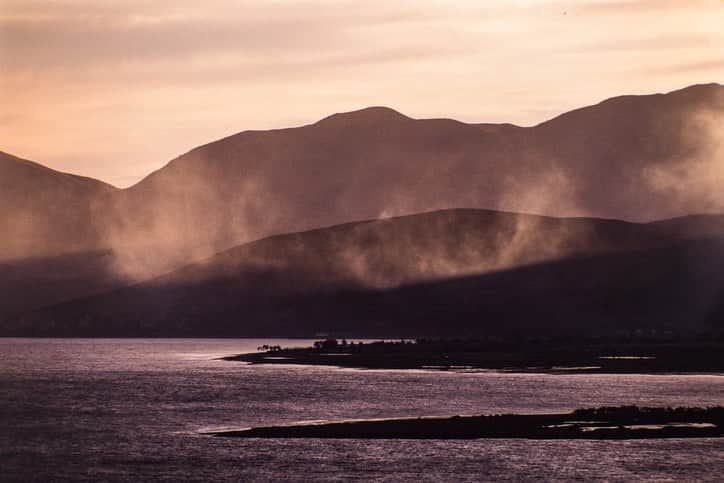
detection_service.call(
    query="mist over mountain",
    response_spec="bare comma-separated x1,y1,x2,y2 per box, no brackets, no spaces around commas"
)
2,84,723,278
105,83,724,275
8,209,724,337
2,83,724,336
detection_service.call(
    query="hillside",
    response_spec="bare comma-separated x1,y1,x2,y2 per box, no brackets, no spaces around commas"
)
100,84,724,274
9,209,724,337
2,83,723,326
0,151,116,261
3,84,723,273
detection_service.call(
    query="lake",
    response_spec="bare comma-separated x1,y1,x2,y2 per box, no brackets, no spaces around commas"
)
2,338,723,481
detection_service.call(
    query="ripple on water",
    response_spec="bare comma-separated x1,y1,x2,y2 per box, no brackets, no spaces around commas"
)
1,338,723,481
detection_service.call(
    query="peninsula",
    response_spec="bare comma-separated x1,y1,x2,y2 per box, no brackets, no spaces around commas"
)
210,406,724,440
224,337,724,374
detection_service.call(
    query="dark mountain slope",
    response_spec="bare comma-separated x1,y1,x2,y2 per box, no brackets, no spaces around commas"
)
0,251,129,317
10,209,724,337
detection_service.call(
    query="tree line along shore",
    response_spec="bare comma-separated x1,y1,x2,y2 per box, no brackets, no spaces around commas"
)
225,336,724,373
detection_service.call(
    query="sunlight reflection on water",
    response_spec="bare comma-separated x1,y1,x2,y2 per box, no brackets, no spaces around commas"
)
1,338,723,481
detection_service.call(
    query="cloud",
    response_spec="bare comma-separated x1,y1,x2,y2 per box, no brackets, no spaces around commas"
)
646,59,724,75
0,1,447,70
560,34,714,54
572,0,719,14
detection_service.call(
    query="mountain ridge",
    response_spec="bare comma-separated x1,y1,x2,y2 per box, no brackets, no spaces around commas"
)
4,82,722,189
2,82,724,294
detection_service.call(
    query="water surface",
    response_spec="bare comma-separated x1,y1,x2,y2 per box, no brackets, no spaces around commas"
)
2,338,723,481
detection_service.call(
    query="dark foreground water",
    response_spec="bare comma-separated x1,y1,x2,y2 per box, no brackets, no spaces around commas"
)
1,339,723,481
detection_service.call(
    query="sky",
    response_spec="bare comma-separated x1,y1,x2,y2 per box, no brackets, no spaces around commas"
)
1,0,723,188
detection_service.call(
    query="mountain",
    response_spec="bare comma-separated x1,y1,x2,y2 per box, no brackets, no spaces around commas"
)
0,153,129,321
9,209,724,337
3,84,723,272
100,83,724,274
2,83,723,325
0,250,128,317
0,151,116,261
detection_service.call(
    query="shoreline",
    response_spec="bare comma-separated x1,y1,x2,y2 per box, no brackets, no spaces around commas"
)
223,338,724,374
210,406,724,440
225,359,724,376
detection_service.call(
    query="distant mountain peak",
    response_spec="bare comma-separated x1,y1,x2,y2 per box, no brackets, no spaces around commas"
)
673,82,723,92
315,106,412,126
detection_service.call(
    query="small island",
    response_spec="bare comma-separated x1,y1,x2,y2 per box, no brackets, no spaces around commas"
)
210,406,724,440
224,337,724,373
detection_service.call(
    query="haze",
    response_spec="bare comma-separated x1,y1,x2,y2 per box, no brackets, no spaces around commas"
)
1,0,723,187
